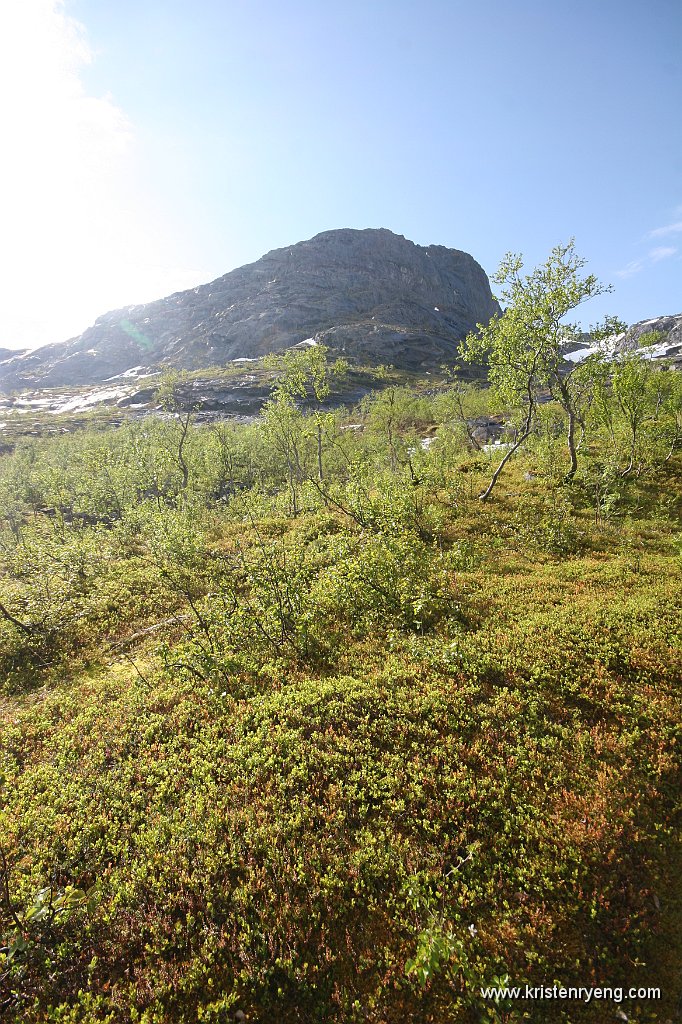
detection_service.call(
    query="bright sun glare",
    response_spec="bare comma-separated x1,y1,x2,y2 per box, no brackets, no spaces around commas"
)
0,0,202,351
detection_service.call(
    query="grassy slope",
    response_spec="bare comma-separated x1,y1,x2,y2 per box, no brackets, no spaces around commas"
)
0,452,680,1023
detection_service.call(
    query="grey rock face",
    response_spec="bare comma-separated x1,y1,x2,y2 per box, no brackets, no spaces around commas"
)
563,314,682,369
614,314,682,366
0,347,25,362
0,229,499,391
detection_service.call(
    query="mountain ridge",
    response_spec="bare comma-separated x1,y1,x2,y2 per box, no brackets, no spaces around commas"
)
0,228,500,391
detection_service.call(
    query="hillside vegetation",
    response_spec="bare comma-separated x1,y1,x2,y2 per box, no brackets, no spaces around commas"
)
0,337,680,1023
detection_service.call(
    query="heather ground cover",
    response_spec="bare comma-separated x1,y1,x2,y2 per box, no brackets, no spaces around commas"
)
0,357,680,1022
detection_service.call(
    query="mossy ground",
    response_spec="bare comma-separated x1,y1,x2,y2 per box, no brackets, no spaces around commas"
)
0,395,680,1023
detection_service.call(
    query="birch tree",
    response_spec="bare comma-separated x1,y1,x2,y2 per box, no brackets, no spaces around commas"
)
462,240,623,499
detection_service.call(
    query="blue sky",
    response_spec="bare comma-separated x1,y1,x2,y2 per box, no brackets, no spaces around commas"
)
2,0,680,349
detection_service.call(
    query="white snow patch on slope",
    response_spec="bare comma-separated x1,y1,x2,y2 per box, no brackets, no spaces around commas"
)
54,388,130,413
104,366,147,381
564,333,672,364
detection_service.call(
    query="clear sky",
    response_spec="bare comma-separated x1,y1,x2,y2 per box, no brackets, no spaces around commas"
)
1,0,680,350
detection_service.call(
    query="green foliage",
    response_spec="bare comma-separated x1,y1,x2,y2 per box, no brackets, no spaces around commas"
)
308,532,458,640
462,242,613,402
636,329,665,349
0,348,681,1022
511,493,583,555
610,356,679,474
462,240,624,492
264,343,348,404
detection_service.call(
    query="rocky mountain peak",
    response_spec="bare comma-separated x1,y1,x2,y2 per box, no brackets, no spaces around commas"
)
0,229,500,391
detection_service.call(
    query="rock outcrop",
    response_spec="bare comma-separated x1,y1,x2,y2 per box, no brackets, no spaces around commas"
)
564,313,682,369
0,229,499,391
614,314,682,366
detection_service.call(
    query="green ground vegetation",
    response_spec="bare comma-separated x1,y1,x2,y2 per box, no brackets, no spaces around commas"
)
0,345,680,1023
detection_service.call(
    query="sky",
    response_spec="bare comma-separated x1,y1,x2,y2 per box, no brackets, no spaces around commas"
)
1,0,680,351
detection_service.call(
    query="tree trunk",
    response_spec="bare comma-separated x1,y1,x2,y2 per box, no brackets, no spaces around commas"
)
453,389,482,451
316,422,324,481
478,426,533,501
621,423,637,476
564,408,579,481
177,413,191,490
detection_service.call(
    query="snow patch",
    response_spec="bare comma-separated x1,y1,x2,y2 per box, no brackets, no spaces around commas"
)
562,334,621,363
12,397,54,411
563,344,601,363
564,332,671,364
104,366,147,381
638,341,675,360
637,317,663,329
54,388,130,414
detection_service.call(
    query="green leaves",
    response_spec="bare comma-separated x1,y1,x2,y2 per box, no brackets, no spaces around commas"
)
462,240,621,493
405,924,464,987
264,344,348,407
22,884,91,925
1,879,100,975
0,314,680,1020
